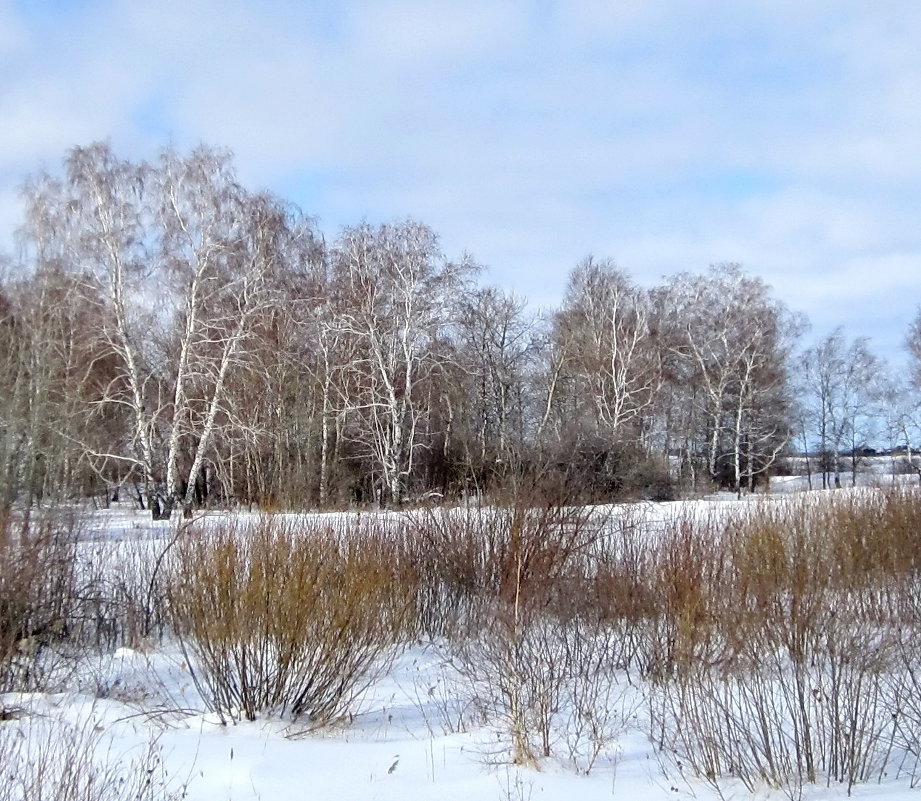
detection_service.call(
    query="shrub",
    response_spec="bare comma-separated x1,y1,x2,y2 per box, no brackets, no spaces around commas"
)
405,497,633,770
167,515,416,724
405,499,603,640
649,490,921,797
454,599,632,772
0,509,83,691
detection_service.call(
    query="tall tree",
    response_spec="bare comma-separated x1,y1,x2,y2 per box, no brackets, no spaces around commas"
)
455,286,537,485
554,257,661,445
659,264,796,493
26,144,162,510
18,143,319,516
799,328,879,489
329,220,474,505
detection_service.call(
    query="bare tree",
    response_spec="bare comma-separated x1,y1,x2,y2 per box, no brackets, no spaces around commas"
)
659,265,796,494
455,286,538,488
554,257,661,445
800,328,879,489
880,372,921,482
0,268,114,508
901,309,921,478
26,145,163,511
907,308,921,389
329,220,474,505
312,294,358,506
17,143,317,516
153,149,296,515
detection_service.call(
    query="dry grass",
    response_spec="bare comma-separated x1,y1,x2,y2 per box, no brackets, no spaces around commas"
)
0,708,189,801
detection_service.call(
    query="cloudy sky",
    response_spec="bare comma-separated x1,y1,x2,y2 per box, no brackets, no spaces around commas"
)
2,1,919,359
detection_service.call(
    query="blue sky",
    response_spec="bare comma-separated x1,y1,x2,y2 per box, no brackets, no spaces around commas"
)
1,1,920,360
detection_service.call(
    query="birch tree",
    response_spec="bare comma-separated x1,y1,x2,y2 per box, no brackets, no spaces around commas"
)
554,258,661,444
661,264,795,493
153,148,292,515
800,329,879,489
19,143,309,516
330,220,473,505
36,144,164,511
892,310,921,479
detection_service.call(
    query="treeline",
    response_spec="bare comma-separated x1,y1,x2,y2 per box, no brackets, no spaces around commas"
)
0,143,917,514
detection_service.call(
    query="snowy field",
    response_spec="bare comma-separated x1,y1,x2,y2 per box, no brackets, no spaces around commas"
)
4,485,921,801
4,646,650,801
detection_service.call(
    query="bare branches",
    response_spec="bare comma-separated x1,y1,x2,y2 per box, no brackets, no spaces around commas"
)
659,264,797,494
325,220,476,505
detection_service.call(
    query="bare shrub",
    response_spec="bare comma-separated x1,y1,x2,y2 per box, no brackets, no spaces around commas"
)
452,599,632,772
455,605,562,767
167,515,416,724
654,603,898,798
407,654,480,736
561,507,658,677
405,499,603,640
556,612,637,774
634,509,731,682
886,569,921,785
410,488,921,787
827,487,921,583
76,525,187,652
650,492,917,797
0,509,83,690
1,507,182,683
412,498,631,770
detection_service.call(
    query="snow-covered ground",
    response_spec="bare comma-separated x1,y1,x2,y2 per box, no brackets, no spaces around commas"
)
2,639,654,800
770,455,921,494
0,647,732,801
3,486,921,801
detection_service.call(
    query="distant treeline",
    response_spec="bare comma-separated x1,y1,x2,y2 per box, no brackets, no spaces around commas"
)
1,143,918,514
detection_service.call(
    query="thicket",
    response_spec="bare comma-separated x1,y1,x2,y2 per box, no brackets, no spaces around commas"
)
0,510,191,800
0,509,87,691
0,508,183,693
5,487,921,794
396,486,921,790
644,490,921,797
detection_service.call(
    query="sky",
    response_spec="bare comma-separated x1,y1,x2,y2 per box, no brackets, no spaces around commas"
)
1,0,920,361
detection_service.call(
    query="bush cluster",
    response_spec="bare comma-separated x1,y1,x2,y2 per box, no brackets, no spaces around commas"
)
7,487,921,794
643,489,921,797
0,509,83,691
167,516,416,724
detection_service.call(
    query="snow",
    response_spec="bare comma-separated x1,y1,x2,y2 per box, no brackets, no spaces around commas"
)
3,491,921,801
2,646,637,801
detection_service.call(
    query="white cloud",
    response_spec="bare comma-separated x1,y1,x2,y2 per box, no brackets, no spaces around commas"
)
1,0,920,360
